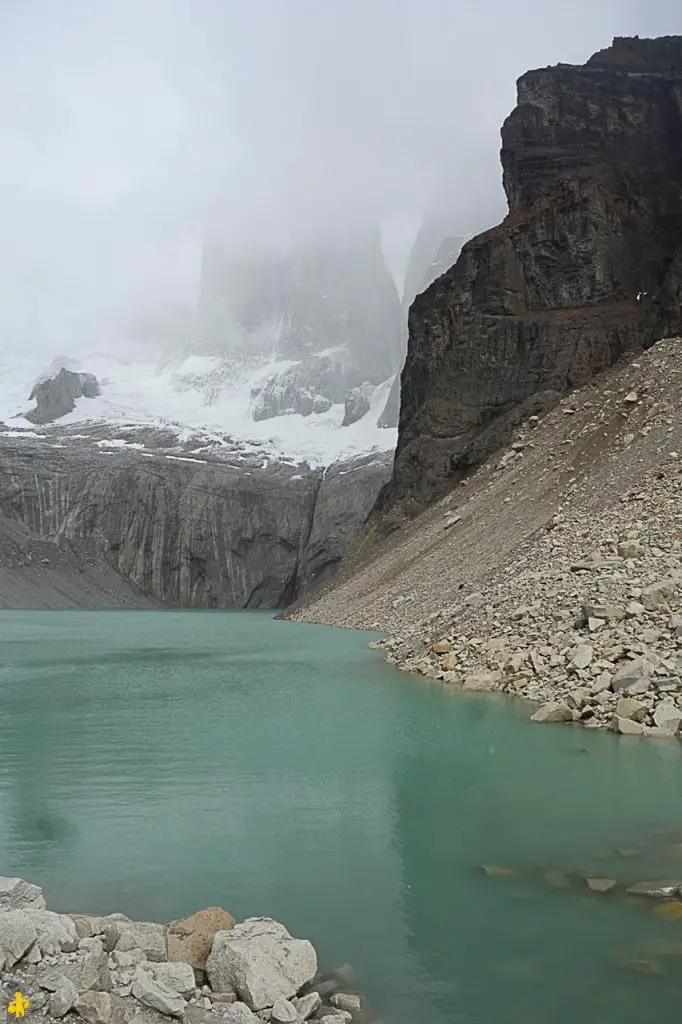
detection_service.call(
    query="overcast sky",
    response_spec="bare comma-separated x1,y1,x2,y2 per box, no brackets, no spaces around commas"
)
0,0,679,359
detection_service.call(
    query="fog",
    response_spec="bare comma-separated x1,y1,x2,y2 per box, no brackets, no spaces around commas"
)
0,0,679,362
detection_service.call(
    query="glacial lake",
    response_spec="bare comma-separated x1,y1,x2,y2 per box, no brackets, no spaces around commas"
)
2,610,682,1023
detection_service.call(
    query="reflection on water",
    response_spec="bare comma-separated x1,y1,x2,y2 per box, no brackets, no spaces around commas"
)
1,609,682,1024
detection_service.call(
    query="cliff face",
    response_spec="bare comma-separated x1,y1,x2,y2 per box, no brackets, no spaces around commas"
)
0,438,391,608
377,36,682,520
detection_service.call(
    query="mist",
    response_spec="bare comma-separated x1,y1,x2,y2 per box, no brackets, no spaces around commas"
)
0,0,680,363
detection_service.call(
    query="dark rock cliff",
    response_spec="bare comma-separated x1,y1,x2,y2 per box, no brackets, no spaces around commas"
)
376,35,682,521
0,437,391,608
26,368,100,424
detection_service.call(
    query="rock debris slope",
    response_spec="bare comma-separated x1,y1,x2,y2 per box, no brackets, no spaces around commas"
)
289,334,682,736
375,35,682,523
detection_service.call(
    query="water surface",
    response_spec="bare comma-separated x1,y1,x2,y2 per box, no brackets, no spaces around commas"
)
2,610,682,1023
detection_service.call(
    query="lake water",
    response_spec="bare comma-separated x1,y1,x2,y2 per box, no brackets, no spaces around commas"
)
2,611,682,1023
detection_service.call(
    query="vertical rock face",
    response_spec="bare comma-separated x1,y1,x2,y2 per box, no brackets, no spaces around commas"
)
376,36,682,519
0,440,391,608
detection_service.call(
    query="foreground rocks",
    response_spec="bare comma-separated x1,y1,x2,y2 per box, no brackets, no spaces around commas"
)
0,878,370,1024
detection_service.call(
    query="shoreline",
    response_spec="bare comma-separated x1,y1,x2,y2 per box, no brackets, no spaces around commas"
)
0,876,370,1024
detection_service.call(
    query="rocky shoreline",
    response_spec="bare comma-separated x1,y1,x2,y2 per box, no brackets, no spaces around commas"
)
0,878,371,1024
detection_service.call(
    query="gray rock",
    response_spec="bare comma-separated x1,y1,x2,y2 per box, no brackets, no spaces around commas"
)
341,384,373,427
270,998,298,1024
316,1010,351,1023
611,657,652,692
582,602,625,622
80,940,112,992
206,917,317,1011
618,540,645,559
74,991,128,1024
462,671,500,691
139,962,196,999
330,993,362,1014
26,368,100,424
569,644,593,671
106,922,167,962
0,877,47,912
653,702,682,732
585,878,617,892
611,715,645,735
25,909,79,956
49,978,79,1017
130,1011,173,1024
220,1004,262,1024
292,992,322,1020
529,701,573,723
38,968,77,992
641,579,676,610
614,697,647,723
0,909,38,967
132,974,186,1018
626,880,682,898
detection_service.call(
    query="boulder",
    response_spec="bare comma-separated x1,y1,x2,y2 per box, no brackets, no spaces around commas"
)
462,671,500,692
80,939,111,992
582,602,625,622
270,998,299,1024
529,701,573,724
49,978,79,1018
292,992,322,1020
74,991,128,1024
167,907,236,973
586,878,617,893
618,540,645,559
131,974,186,1018
653,702,682,732
614,697,647,723
206,917,317,1011
611,658,652,693
330,993,362,1015
0,877,47,912
138,962,196,999
25,909,78,955
642,579,676,610
611,715,645,735
0,909,38,967
105,921,167,961
341,384,373,427
220,1004,262,1024
569,644,593,671
626,880,682,898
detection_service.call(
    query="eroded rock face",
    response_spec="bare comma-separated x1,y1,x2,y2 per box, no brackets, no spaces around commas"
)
0,438,391,609
26,369,100,425
376,35,682,519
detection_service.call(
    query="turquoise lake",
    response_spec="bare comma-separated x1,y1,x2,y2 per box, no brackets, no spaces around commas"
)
2,610,682,1022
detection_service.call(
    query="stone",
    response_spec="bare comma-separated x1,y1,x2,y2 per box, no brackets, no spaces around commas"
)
611,715,645,735
330,993,362,1015
210,991,238,1004
0,909,38,967
292,992,322,1020
569,644,593,671
206,917,317,1011
0,876,47,912
614,697,647,723
625,602,646,617
182,1008,217,1024
50,978,79,1017
71,916,109,940
270,998,299,1024
25,909,79,956
316,1010,351,1023
529,701,573,724
626,881,682,898
642,579,676,610
582,602,625,622
653,702,682,732
220,1004,262,1024
462,671,499,691
80,940,112,992
106,921,167,962
140,962,196,999
74,991,128,1024
430,641,451,655
611,658,651,693
618,540,645,559
132,973,187,1018
26,368,100,424
165,906,236,976
586,878,617,893
341,384,373,428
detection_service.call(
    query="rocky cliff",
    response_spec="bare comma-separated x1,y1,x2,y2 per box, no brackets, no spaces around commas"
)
0,432,390,608
375,35,682,522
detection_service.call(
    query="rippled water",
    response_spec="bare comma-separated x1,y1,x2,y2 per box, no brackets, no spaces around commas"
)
2,610,682,1023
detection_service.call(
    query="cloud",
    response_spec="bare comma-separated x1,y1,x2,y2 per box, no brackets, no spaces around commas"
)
0,0,678,357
